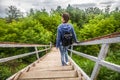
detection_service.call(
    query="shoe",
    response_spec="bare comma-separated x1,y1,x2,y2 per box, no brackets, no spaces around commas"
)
66,62,70,65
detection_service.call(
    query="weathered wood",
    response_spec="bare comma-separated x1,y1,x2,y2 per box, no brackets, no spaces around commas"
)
69,43,120,80
68,56,91,80
8,47,83,80
100,60,120,72
29,66,73,71
13,71,23,80
35,61,61,68
50,42,52,49
0,51,36,63
70,45,73,57
19,70,78,79
0,44,49,47
68,49,97,62
19,77,81,80
35,47,39,59
6,59,40,80
6,52,50,80
73,37,120,46
90,44,109,80
3,36,120,80
0,48,50,63
45,46,48,53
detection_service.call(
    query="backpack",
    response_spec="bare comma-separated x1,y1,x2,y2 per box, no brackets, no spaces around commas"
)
61,29,73,46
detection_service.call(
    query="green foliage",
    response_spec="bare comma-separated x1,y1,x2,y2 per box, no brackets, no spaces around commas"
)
106,44,120,65
0,60,28,80
79,14,120,41
0,66,11,80
98,67,120,80
0,5,120,80
72,54,95,76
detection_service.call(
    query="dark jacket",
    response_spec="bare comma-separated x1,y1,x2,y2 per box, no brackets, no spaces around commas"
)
56,23,77,48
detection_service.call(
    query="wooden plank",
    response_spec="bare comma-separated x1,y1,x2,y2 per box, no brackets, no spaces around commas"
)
6,51,50,80
34,63,61,68
0,44,49,47
6,59,40,80
70,45,73,57
90,44,109,80
19,70,78,79
73,37,120,46
100,60,120,72
0,48,50,63
35,47,39,59
68,49,97,62
68,56,91,80
46,77,81,80
19,77,81,80
0,51,36,63
69,43,120,79
29,66,73,71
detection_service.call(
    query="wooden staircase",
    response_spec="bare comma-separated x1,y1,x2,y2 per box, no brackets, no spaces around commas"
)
17,47,84,80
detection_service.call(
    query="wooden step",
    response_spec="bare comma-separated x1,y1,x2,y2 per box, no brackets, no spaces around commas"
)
19,70,78,80
34,61,71,68
42,57,61,62
19,77,81,80
36,61,61,64
34,62,62,68
29,66,73,71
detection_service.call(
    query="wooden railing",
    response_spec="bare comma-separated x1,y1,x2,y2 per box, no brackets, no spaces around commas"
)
0,33,120,80
68,36,120,80
0,43,52,63
0,43,52,80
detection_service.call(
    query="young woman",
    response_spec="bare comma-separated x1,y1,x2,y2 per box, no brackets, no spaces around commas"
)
56,12,78,66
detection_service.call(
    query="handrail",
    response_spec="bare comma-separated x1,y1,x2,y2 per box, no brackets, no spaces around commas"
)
0,48,50,63
68,56,91,80
73,37,120,45
0,43,52,63
68,36,120,80
0,43,50,47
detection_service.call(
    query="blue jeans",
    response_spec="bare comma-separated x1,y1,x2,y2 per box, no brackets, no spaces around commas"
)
59,45,69,66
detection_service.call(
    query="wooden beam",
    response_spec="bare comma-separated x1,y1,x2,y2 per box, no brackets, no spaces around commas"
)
100,60,120,72
68,49,98,62
68,56,91,80
90,44,109,80
73,37,120,46
35,47,39,59
0,44,49,47
0,48,50,63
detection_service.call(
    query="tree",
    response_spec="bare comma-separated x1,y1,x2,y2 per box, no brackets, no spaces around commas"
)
66,4,86,28
29,8,35,16
104,5,110,17
115,7,119,12
56,6,65,14
6,5,23,23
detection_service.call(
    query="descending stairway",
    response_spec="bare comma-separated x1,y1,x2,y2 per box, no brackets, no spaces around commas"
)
18,47,84,80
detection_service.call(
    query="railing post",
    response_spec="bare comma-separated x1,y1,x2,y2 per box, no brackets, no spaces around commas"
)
50,42,52,49
45,46,47,53
91,43,109,80
70,45,73,57
35,46,39,59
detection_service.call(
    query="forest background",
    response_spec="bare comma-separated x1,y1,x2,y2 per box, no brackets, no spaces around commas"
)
0,4,120,80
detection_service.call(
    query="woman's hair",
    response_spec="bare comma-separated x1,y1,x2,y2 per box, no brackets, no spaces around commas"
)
62,12,70,23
